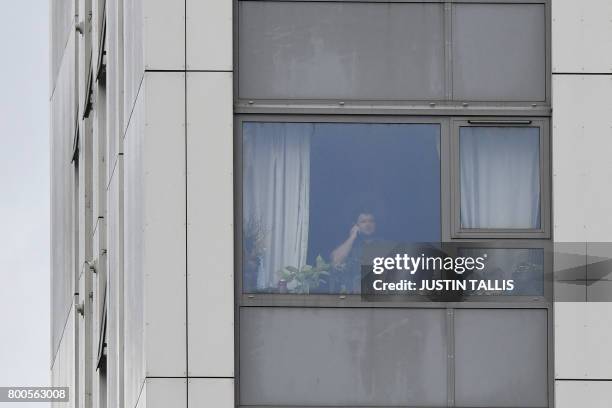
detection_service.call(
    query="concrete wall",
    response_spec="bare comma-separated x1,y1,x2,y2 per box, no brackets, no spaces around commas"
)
552,0,612,406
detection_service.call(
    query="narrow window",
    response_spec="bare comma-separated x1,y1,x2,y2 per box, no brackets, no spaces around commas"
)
459,126,541,229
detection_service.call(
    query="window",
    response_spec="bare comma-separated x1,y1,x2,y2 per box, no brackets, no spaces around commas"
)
240,118,551,295
241,121,441,294
452,119,550,238
461,127,540,228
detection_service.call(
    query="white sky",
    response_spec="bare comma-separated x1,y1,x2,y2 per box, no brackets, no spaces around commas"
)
0,1,51,406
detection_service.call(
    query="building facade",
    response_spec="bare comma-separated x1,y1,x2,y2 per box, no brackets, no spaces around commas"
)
50,0,612,407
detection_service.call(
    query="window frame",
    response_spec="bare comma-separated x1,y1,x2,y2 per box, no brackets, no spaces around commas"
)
235,114,552,307
235,115,451,306
450,118,551,239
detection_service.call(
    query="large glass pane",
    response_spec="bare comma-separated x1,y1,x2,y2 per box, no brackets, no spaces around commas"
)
240,307,448,406
242,122,441,294
460,126,541,229
452,3,546,101
238,2,445,100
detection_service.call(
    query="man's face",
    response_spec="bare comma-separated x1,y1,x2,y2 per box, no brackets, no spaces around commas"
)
357,214,376,236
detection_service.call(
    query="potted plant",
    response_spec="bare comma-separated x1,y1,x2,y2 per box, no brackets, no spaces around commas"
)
279,255,330,294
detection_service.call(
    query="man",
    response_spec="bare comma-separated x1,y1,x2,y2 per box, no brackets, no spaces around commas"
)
330,212,378,293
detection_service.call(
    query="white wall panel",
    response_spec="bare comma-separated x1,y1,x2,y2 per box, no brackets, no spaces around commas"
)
581,77,612,242
105,5,123,396
107,157,123,293
554,75,612,384
552,75,612,242
552,76,589,242
107,153,123,408
77,262,93,408
186,0,232,70
124,88,145,408
146,378,187,408
555,303,612,379
123,378,189,408
142,72,187,376
556,380,612,408
186,72,234,377
124,0,144,133
51,31,77,361
135,381,146,408
188,378,234,408
50,0,75,92
106,0,122,181
144,0,185,70
552,0,612,73
51,309,75,408
124,69,187,408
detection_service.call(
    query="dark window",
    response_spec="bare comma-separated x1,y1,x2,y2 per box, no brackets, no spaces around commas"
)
242,122,441,294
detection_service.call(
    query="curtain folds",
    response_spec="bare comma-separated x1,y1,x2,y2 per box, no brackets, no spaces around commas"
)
460,127,540,229
243,123,312,290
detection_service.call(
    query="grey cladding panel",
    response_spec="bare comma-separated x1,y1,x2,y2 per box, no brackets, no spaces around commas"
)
454,309,548,407
50,36,76,360
452,4,546,101
240,307,448,406
238,2,445,100
51,0,74,90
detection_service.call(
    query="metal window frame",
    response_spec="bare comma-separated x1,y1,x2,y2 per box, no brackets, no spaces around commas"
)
450,118,551,239
235,115,552,307
235,114,450,305
233,0,551,112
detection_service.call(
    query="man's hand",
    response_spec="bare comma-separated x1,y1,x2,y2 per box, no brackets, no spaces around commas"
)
332,225,360,267
349,224,360,240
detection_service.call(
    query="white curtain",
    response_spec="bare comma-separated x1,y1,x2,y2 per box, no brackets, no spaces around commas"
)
243,123,312,290
460,127,540,229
